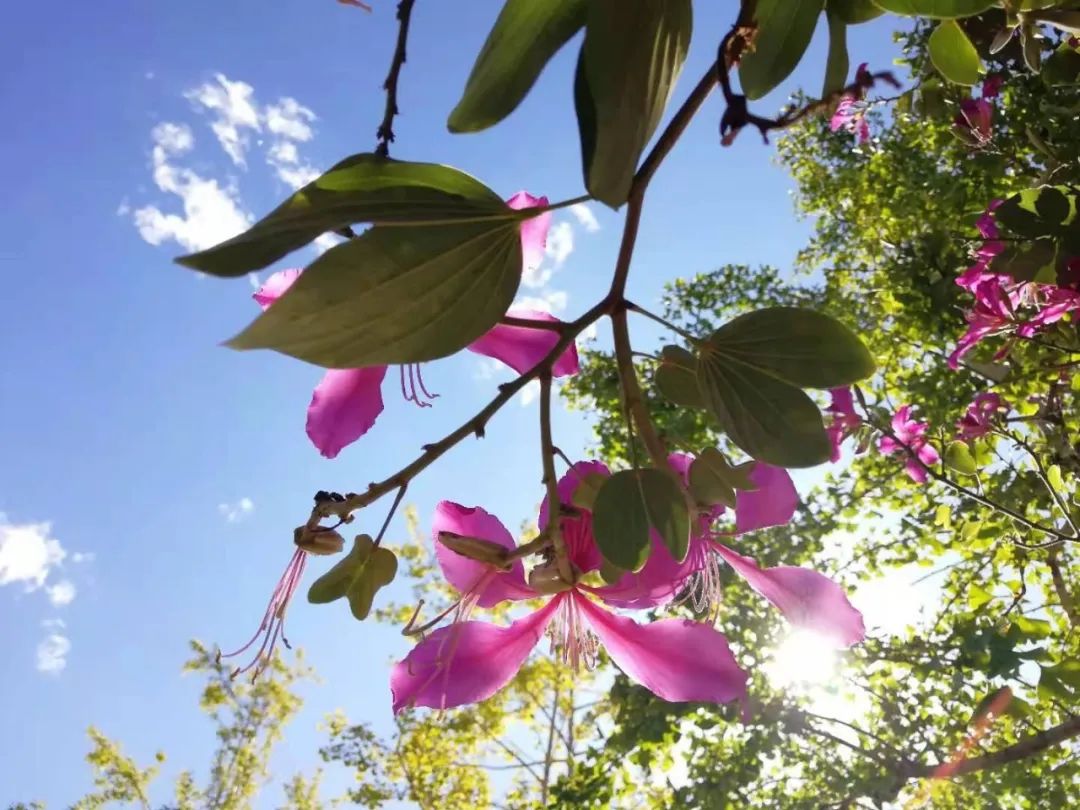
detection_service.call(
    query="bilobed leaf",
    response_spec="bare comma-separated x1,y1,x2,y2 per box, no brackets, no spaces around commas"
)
696,350,831,467
739,0,824,100
448,0,587,132
592,469,691,569
654,345,706,408
227,220,522,368
579,0,692,206
870,0,995,18
829,0,884,23
928,20,982,86
944,441,977,475
705,307,875,389
176,155,511,277
688,447,756,509
308,535,399,621
823,10,850,96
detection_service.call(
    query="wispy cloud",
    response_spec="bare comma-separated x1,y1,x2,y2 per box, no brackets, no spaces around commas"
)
184,74,261,167
36,620,71,674
46,580,77,607
218,497,255,524
0,518,66,591
132,122,253,253
569,203,600,233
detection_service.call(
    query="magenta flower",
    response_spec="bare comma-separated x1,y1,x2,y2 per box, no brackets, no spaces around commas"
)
955,98,993,145
956,392,1007,441
253,194,579,458
877,405,940,484
982,74,1004,100
824,386,863,463
668,454,865,648
390,462,749,713
830,96,870,143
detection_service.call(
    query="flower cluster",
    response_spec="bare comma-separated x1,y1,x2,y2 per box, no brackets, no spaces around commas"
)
830,63,875,144
390,458,865,713
877,405,940,484
953,75,1001,146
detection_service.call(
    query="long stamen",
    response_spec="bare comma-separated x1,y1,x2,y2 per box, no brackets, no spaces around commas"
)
547,595,598,671
218,547,307,680
399,364,438,408
414,364,439,403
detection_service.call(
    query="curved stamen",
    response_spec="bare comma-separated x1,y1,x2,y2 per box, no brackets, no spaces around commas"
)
547,594,598,671
399,364,438,408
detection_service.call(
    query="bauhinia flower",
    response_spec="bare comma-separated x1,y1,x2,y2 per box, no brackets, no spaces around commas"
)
956,392,1008,441
955,78,1001,146
254,193,579,458
668,453,866,648
390,461,749,713
830,64,874,144
218,528,344,679
824,386,863,463
877,405,940,484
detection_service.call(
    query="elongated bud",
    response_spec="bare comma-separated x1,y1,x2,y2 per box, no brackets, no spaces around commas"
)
294,526,345,556
438,532,512,570
528,560,578,594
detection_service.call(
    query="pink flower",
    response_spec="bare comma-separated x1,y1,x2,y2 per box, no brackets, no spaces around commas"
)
667,454,866,648
830,97,870,144
254,193,579,458
824,386,862,463
956,392,1007,440
955,98,993,145
390,462,749,713
877,405,940,483
982,74,1004,100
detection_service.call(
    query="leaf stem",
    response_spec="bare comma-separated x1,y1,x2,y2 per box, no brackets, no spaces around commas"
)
626,300,700,343
540,373,575,585
612,308,669,470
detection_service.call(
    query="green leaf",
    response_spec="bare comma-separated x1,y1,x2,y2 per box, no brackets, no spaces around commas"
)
823,10,850,96
227,220,522,367
828,0,884,24
447,0,587,133
739,0,824,100
176,155,510,277
1043,41,1080,87
308,535,399,621
704,307,875,389
870,0,995,18
654,345,706,408
1048,464,1065,492
696,351,831,467
968,585,993,610
688,448,756,509
578,0,692,206
592,469,690,569
570,472,608,511
944,441,978,475
1038,661,1080,702
928,20,982,86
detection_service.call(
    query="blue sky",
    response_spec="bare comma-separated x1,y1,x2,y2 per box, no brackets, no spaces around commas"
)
1,2,907,805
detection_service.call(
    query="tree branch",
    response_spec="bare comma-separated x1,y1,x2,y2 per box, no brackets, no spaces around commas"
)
375,0,416,156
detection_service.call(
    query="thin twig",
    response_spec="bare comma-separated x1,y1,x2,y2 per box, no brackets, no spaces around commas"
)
375,0,416,156
540,373,574,584
1047,548,1079,627
374,485,407,546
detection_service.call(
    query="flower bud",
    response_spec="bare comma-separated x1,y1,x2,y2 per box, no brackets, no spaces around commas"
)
527,560,577,594
294,526,345,556
438,532,511,570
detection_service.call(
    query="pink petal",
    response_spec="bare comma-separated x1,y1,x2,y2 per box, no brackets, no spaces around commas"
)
827,387,855,417
253,268,303,310
305,367,388,458
390,597,560,713
734,464,798,535
905,458,929,484
667,452,694,483
573,592,747,704
712,544,865,647
432,502,535,607
538,460,610,532
590,535,706,609
507,191,551,278
467,309,579,378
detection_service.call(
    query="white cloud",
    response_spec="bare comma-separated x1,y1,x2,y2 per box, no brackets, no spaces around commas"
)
313,232,345,254
545,222,574,268
71,551,95,564
264,98,316,142
132,121,252,253
273,163,321,190
36,623,71,674
268,140,299,164
514,291,568,314
0,519,66,590
184,74,261,167
569,203,600,232
247,272,261,290
219,497,255,524
519,379,541,407
46,580,77,607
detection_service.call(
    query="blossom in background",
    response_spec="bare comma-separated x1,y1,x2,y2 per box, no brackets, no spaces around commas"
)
956,392,1008,441
824,386,863,463
254,192,580,458
667,453,865,648
390,461,749,713
954,76,1002,145
878,405,940,484
830,63,874,144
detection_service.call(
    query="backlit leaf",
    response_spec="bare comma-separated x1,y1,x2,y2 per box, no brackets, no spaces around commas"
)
592,468,690,569
739,0,824,100
928,20,982,86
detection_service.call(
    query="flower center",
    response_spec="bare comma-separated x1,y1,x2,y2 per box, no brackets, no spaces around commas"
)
546,594,598,671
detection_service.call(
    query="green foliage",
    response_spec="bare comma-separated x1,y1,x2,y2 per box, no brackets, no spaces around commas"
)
739,0,825,100
227,219,523,368
592,468,691,569
307,534,399,621
929,19,983,84
871,0,996,17
447,0,587,133
576,0,691,206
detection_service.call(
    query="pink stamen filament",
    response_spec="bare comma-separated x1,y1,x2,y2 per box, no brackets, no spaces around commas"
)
547,594,598,671
218,548,307,680
399,364,439,408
